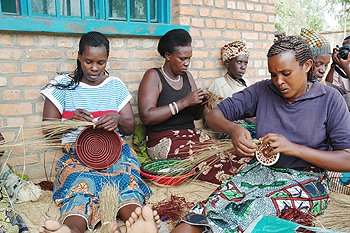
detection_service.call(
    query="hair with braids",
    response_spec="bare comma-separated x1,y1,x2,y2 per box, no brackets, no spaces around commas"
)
267,36,314,81
157,29,192,58
48,31,110,90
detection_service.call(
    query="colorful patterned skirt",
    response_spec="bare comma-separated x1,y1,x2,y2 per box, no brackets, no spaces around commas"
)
180,159,330,233
146,128,253,184
53,140,152,230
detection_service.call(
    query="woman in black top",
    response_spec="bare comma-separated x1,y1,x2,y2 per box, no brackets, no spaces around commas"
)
138,29,253,184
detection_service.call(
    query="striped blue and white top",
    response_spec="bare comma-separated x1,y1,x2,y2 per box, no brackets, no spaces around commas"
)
41,75,132,144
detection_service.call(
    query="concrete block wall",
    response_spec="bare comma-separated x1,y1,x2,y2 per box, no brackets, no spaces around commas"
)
0,0,275,180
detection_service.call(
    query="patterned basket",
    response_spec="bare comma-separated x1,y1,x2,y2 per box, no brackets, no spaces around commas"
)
75,126,122,170
140,159,195,186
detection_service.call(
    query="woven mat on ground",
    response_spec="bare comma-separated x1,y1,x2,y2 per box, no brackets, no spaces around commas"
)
14,179,217,233
13,180,349,233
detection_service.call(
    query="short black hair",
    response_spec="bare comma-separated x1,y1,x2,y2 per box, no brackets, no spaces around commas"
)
343,36,350,43
157,29,192,58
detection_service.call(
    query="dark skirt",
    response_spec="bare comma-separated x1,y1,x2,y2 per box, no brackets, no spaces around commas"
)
146,128,253,184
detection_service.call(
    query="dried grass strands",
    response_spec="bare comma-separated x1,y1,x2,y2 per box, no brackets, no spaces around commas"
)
147,139,261,180
0,119,94,151
147,141,236,180
202,91,223,110
315,192,350,232
41,119,94,140
99,183,119,233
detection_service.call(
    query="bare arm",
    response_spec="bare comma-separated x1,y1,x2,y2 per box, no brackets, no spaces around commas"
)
187,72,208,120
260,133,350,172
205,108,256,156
95,102,135,135
43,98,63,120
42,98,94,138
138,69,208,125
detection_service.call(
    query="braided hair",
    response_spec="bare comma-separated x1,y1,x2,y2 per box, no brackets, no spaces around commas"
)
157,29,192,58
50,31,110,90
267,36,314,80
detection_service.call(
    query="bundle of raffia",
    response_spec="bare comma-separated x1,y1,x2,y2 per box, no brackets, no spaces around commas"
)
0,119,94,151
99,183,119,233
202,91,223,110
0,119,95,193
153,139,261,180
314,192,350,232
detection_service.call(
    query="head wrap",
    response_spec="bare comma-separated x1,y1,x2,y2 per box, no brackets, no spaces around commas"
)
221,40,250,62
300,28,331,57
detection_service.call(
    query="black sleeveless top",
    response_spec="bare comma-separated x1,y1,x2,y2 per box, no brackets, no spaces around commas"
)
146,68,197,133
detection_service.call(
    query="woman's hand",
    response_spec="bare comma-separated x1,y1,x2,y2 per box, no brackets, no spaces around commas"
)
230,124,256,156
259,133,298,157
181,89,209,107
70,109,94,122
94,113,122,131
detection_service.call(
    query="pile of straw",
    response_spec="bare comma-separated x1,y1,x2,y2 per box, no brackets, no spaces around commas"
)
99,183,119,233
315,192,350,232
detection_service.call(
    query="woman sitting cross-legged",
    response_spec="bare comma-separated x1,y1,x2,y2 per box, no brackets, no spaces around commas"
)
131,35,350,233
39,31,159,233
138,29,254,184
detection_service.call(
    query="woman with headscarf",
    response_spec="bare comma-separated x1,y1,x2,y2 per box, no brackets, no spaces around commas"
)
208,40,251,100
209,40,256,134
300,28,331,84
138,29,253,184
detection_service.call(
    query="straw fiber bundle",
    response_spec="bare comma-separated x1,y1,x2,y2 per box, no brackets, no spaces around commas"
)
315,192,350,232
99,183,119,233
202,91,223,110
153,139,261,181
0,119,94,152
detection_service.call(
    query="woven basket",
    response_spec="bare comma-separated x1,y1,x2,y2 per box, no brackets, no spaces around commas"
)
75,126,122,170
140,159,195,186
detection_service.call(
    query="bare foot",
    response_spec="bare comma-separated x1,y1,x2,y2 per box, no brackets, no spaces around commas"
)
125,205,159,233
110,221,121,233
38,220,72,233
153,209,161,230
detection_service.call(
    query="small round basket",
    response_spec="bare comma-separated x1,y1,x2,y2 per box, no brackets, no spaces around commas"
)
75,126,122,170
255,142,280,166
140,159,195,186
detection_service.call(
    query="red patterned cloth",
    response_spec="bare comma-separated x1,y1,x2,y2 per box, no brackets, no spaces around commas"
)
146,128,253,184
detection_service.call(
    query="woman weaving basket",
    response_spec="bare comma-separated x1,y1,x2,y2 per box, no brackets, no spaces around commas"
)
124,36,350,233
39,32,159,233
138,29,254,185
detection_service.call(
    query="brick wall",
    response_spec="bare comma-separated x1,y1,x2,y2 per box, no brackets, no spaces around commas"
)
0,0,275,180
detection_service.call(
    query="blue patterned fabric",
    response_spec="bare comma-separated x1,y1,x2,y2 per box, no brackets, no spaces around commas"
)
53,141,152,230
180,159,330,233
